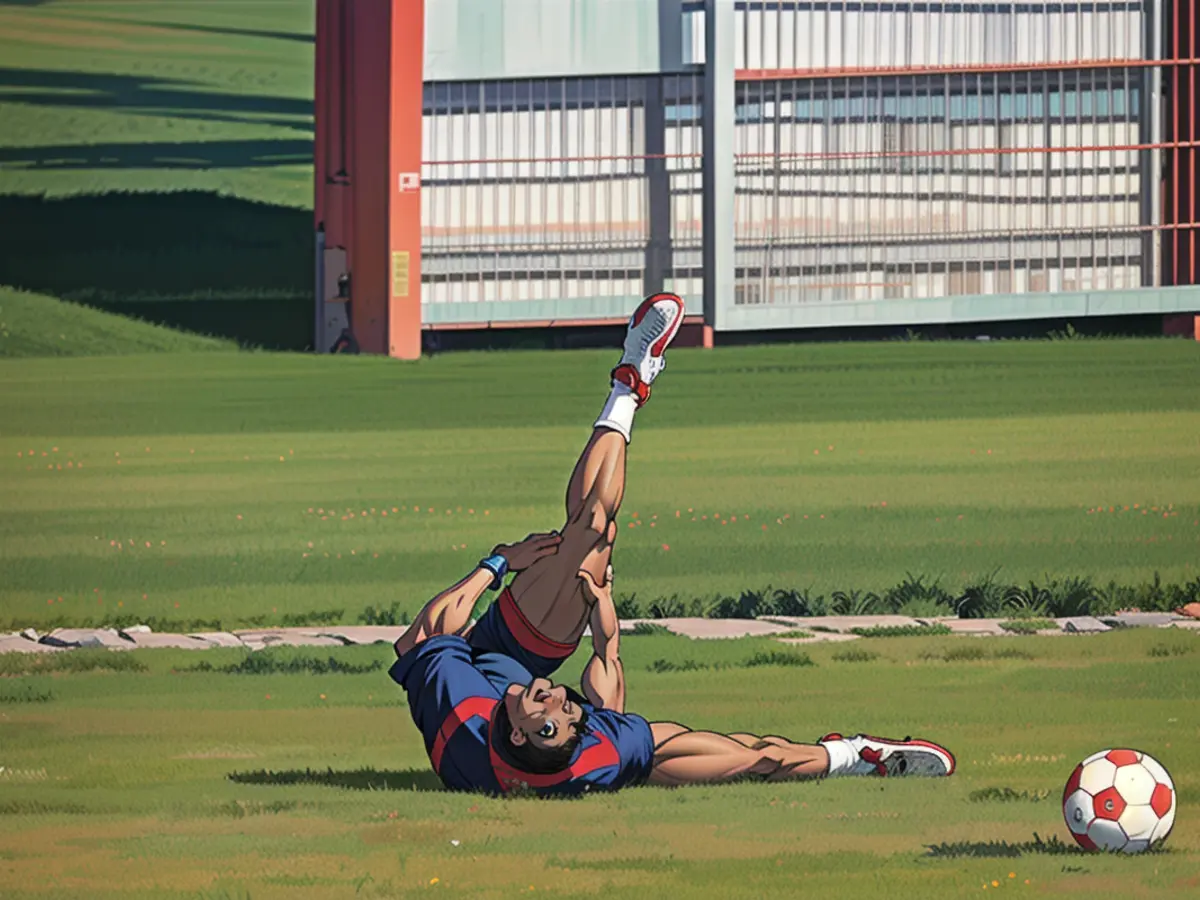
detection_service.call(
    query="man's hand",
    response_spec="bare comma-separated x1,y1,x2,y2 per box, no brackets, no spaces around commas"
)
577,563,614,609
492,531,562,573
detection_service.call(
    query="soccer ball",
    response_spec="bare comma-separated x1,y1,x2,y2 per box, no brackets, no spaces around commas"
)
1062,749,1176,853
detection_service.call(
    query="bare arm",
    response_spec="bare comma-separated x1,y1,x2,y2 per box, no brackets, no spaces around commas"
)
392,567,493,658
578,566,625,712
393,531,562,658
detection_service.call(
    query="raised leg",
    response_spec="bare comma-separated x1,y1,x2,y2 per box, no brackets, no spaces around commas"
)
507,427,626,643
505,293,685,645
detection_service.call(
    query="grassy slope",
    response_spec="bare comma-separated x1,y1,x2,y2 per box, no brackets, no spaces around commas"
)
1,340,1198,629
0,287,235,357
0,629,1196,899
0,0,313,207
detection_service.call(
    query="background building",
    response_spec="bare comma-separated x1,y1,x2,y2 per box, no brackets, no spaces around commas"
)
315,0,1199,356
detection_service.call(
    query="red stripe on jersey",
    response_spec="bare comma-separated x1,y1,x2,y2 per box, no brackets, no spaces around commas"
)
430,696,497,773
489,731,621,792
498,587,578,659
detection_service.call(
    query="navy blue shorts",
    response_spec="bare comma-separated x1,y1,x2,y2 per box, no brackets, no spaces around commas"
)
468,587,580,680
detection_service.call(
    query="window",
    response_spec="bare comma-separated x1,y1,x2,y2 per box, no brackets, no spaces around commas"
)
998,123,1015,175
948,269,983,297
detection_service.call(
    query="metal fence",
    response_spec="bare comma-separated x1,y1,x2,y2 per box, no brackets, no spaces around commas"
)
420,1,1198,326
731,69,1149,306
420,74,704,320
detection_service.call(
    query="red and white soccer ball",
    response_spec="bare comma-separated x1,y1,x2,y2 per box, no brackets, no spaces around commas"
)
1062,749,1176,853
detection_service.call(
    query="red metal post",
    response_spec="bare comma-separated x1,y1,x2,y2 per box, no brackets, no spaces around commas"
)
1189,0,1197,283
1173,0,1181,284
313,0,423,358
389,0,425,360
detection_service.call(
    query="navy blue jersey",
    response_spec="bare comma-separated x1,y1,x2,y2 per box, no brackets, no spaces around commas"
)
389,635,654,796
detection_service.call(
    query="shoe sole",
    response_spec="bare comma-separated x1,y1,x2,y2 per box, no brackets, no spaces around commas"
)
629,292,685,357
860,732,957,776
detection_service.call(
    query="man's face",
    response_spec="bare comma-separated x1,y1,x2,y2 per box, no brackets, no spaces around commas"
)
504,678,583,750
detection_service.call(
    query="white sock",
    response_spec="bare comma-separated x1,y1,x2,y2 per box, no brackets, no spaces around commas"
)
821,738,861,777
594,383,637,443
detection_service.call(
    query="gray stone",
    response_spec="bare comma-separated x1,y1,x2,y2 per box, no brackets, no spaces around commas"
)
776,632,863,645
189,632,245,648
19,628,38,642
1058,616,1112,633
1101,613,1184,629
652,618,795,640
0,635,64,654
315,626,406,646
232,630,345,650
119,632,213,650
764,615,922,633
925,618,1009,636
40,628,132,649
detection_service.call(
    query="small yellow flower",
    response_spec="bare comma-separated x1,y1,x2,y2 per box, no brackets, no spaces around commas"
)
430,877,439,885
1009,873,1015,879
992,881,999,888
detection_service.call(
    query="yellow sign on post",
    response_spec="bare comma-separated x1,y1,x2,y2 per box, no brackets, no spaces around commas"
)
391,251,410,298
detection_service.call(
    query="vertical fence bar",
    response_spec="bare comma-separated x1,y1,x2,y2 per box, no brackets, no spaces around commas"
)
1172,0,1181,283
1190,0,1197,282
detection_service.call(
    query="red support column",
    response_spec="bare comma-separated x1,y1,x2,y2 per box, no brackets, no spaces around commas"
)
1172,0,1181,285
314,0,423,359
1189,0,1197,284
389,0,425,360
347,1,392,355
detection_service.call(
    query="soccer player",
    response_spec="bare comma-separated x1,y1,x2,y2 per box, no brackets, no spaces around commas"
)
390,293,955,796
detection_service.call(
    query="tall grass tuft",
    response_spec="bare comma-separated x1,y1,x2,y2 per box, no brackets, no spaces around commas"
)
357,603,411,626
0,650,147,676
881,573,955,616
741,650,815,668
185,651,382,676
0,683,55,703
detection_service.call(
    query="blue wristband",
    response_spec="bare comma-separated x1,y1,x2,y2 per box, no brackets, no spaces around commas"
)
479,554,509,590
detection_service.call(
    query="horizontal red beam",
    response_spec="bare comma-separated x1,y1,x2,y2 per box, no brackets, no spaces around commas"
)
422,221,1200,244
420,142,1200,169
727,223,1200,244
424,153,701,166
736,57,1200,81
423,314,704,331
735,140,1200,162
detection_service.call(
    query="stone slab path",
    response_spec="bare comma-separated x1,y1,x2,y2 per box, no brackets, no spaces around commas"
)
2,612,1196,654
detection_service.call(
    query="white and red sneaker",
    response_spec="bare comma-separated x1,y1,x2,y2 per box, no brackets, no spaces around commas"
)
610,292,685,407
820,732,956,777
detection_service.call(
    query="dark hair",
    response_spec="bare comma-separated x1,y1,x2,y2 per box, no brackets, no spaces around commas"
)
492,700,589,775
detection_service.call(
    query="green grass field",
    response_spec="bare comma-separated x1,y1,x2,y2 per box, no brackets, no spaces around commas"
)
1,630,1197,899
0,0,316,348
2,339,1198,631
0,287,236,357
2,5,1199,896
0,0,313,206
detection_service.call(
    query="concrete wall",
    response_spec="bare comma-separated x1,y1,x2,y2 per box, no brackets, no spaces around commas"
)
425,0,691,80
684,1,1147,69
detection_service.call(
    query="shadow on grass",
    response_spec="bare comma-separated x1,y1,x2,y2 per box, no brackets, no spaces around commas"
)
0,67,311,129
0,192,312,350
926,834,1097,858
134,20,314,44
0,139,312,171
229,767,445,793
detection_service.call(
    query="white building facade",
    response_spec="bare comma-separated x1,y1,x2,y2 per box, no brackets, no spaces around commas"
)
417,1,1197,332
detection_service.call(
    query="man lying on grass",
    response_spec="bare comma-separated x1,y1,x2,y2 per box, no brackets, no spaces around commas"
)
389,293,955,796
